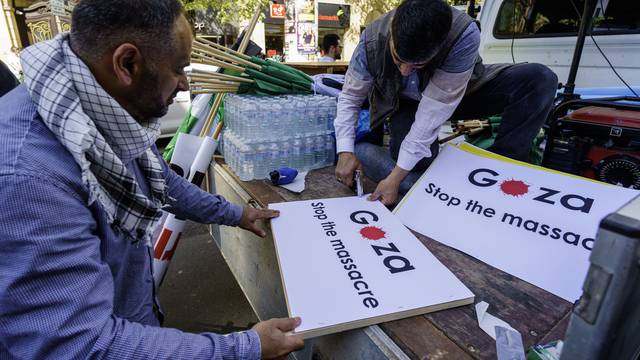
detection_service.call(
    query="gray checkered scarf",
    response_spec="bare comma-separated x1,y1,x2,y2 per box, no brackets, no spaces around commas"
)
21,33,166,245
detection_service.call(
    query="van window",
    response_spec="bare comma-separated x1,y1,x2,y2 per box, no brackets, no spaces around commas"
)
494,0,640,38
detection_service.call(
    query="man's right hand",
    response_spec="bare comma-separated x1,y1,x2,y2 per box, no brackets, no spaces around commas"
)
253,317,304,359
335,152,361,188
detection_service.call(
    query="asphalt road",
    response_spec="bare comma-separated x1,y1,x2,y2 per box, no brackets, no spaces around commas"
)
158,220,259,334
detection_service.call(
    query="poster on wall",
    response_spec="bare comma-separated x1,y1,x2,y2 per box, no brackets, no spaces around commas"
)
295,0,315,22
270,196,474,339
395,143,639,302
296,22,316,54
283,0,298,60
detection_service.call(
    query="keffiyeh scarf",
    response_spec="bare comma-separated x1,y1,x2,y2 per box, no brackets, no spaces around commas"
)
21,33,166,245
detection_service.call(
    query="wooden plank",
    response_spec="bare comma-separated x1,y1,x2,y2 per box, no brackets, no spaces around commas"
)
213,162,571,358
212,165,289,321
216,162,284,207
414,233,572,359
272,166,357,202
380,316,473,359
538,311,571,345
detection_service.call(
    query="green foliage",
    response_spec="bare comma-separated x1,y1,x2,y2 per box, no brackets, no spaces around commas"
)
178,0,269,23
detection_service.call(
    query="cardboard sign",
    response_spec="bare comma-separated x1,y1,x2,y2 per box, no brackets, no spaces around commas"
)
395,144,639,302
270,197,474,339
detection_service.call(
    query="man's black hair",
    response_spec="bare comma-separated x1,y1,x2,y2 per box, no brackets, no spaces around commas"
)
70,0,183,64
322,33,340,53
391,0,452,63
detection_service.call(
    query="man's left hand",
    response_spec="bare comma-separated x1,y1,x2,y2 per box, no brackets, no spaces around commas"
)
368,166,409,206
238,207,280,237
368,177,401,206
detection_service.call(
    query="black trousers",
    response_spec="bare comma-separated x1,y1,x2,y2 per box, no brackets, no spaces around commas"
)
364,63,558,172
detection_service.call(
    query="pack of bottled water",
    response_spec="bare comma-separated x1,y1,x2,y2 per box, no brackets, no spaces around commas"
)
221,94,337,181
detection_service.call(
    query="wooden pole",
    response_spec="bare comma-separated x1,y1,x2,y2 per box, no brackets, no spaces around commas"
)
200,95,224,137
239,7,261,55
191,52,245,73
198,4,263,138
196,36,252,61
189,78,246,87
193,40,261,70
190,71,254,84
190,82,241,89
191,89,238,95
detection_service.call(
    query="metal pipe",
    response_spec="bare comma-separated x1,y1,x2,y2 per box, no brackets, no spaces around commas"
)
561,0,598,100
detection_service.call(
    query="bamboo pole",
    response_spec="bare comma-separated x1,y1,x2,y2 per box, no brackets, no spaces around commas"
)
190,71,254,84
239,8,261,56
190,82,240,89
192,84,240,90
189,77,246,87
191,89,238,95
192,42,247,67
196,36,252,61
191,52,245,73
199,4,263,138
189,82,242,90
193,40,261,70
200,95,224,137
191,51,243,72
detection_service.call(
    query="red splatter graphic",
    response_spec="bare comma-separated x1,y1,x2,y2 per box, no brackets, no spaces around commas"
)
500,179,529,197
360,226,386,241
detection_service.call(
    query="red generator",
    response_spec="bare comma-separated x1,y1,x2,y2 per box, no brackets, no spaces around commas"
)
543,98,640,189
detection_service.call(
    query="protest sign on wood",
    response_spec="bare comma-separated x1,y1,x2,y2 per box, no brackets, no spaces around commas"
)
270,196,474,339
395,144,639,301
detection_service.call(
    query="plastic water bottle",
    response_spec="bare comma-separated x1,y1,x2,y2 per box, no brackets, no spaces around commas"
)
292,137,303,169
314,134,325,167
240,143,254,181
326,133,336,166
270,102,283,138
279,139,292,168
267,142,279,174
254,143,268,179
303,136,315,169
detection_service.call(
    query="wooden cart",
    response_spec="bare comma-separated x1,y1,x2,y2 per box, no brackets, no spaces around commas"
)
206,161,571,359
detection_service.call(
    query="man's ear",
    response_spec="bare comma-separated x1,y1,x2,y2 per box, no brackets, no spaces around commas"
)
111,43,142,87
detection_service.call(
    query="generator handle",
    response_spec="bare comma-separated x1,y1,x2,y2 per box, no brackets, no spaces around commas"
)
549,96,640,128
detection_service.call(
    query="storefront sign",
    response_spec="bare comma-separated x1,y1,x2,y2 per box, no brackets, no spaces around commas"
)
270,196,473,339
49,0,66,16
270,3,286,19
395,144,639,301
318,3,350,28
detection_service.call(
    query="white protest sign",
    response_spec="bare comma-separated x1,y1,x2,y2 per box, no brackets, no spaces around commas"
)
395,144,639,302
269,196,474,339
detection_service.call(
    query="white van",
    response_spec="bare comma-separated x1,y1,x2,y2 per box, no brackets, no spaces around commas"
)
478,0,640,89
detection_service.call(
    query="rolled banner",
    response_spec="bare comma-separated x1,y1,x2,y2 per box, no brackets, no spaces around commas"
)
187,136,218,184
152,213,186,287
152,136,219,287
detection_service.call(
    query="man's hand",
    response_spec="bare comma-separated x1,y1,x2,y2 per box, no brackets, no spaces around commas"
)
253,317,304,359
335,152,361,188
238,207,279,237
368,166,410,206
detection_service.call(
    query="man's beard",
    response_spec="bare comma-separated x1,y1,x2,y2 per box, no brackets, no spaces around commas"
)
132,66,171,121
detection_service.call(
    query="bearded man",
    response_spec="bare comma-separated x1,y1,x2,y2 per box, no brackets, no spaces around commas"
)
0,1,303,358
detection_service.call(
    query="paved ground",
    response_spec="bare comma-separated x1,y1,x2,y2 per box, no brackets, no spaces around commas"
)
158,220,259,334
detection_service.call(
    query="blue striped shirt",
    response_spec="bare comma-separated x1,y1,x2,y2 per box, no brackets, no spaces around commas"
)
0,86,260,359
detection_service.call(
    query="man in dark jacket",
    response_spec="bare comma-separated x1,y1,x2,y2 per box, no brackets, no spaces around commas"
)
334,0,558,205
